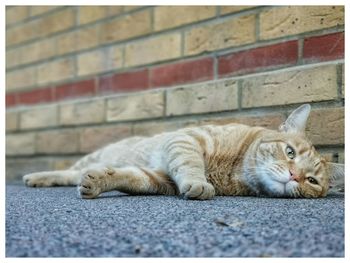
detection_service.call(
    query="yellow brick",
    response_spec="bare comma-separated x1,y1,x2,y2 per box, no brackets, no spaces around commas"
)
36,129,79,154
123,6,143,12
79,125,132,153
6,48,21,68
106,46,123,71
100,10,151,44
77,47,123,76
220,6,255,14
133,121,179,137
200,113,284,130
154,6,216,31
56,31,76,55
260,6,344,40
107,91,164,122
6,110,19,131
37,58,74,85
21,38,56,64
6,6,29,25
306,107,344,146
59,99,105,125
125,33,181,67
6,67,36,91
76,25,99,51
20,104,58,130
242,65,339,108
30,6,60,16
79,6,107,25
185,14,256,55
6,20,38,46
166,80,238,116
38,8,75,37
107,6,124,16
6,133,36,156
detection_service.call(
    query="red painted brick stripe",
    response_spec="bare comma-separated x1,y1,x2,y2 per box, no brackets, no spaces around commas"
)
150,57,214,88
55,79,96,101
218,41,298,77
17,87,54,105
303,32,344,62
99,69,149,94
6,93,17,108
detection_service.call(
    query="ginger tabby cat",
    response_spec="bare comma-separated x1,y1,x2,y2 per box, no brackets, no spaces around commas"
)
23,104,344,200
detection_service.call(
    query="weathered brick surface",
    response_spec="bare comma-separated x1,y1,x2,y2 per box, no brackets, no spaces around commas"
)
220,6,255,15
6,67,37,91
30,6,59,16
37,58,75,85
200,113,285,130
79,125,132,153
56,31,76,55
55,79,96,101
99,69,149,94
6,20,38,46
6,133,36,156
6,110,19,131
100,10,152,44
185,15,255,55
6,6,29,25
242,65,339,108
260,6,344,40
79,6,107,25
36,129,79,154
303,32,344,62
6,48,22,68
150,58,214,88
20,104,58,130
133,121,179,137
125,33,181,67
166,80,238,116
6,157,52,181
38,8,75,37
21,38,56,64
60,99,105,125
306,107,344,146
154,6,216,31
218,41,298,77
76,25,99,51
107,91,164,122
77,47,123,76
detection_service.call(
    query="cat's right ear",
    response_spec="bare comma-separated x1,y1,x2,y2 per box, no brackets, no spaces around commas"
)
279,104,311,134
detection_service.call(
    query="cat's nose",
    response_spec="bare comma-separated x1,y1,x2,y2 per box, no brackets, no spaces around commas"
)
289,170,300,182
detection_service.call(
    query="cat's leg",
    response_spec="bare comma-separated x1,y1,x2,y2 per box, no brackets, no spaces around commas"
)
163,136,215,200
78,166,177,199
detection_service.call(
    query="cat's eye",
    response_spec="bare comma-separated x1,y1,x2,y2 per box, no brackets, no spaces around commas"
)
307,177,318,185
285,146,295,159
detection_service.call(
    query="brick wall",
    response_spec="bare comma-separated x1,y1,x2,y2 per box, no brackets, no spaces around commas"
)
6,5,344,181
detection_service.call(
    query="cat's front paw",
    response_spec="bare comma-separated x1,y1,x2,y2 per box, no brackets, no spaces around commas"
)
78,168,114,199
179,180,215,200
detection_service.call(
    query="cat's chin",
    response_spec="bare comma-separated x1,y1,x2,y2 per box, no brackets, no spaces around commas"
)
264,179,299,197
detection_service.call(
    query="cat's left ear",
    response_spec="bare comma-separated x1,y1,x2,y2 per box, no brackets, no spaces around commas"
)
327,162,344,183
279,104,311,133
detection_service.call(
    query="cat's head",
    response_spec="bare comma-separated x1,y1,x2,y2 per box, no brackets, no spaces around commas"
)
252,104,344,198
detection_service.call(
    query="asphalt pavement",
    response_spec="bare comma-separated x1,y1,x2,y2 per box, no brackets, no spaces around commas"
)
6,184,344,257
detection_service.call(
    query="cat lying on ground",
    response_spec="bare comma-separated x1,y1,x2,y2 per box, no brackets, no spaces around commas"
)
23,104,344,199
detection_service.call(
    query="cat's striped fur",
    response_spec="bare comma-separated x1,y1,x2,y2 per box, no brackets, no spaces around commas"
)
23,104,344,199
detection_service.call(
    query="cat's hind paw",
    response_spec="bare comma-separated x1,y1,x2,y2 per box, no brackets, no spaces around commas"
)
78,169,109,199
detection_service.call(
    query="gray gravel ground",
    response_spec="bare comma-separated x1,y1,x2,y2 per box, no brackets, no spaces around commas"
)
6,184,344,257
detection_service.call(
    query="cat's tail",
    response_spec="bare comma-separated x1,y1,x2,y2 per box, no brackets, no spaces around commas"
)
23,170,81,187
